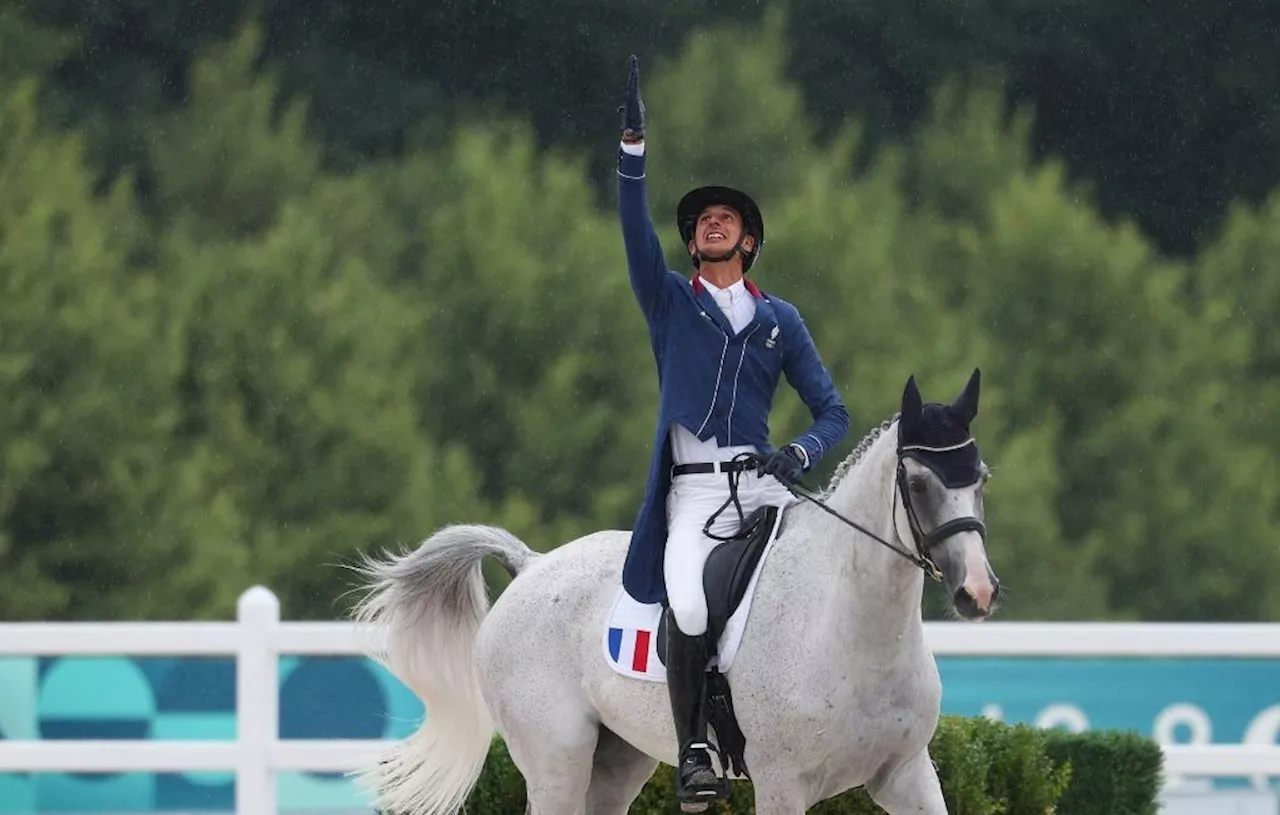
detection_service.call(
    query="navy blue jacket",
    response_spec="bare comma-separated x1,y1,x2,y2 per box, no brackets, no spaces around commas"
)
618,148,851,603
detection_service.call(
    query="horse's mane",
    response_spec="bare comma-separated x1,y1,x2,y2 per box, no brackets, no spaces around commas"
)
820,413,900,499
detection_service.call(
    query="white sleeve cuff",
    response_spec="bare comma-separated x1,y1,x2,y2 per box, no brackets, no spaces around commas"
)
620,141,645,156
788,443,811,470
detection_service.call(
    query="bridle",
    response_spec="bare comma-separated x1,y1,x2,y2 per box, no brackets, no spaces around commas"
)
891,442,989,581
707,444,987,583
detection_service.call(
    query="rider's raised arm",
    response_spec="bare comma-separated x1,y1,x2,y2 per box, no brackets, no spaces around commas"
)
616,55,670,324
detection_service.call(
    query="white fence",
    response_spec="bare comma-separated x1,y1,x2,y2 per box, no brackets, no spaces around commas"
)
1,586,1278,814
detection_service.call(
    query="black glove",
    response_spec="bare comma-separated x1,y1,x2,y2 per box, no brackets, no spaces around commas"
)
619,54,645,143
762,446,805,486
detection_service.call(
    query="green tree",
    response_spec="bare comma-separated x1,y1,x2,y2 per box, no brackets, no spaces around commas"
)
0,79,234,620
0,3,75,85
905,81,1280,620
370,122,658,548
142,26,506,619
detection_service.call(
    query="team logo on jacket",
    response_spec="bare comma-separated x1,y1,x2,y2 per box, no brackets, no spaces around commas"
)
765,325,780,349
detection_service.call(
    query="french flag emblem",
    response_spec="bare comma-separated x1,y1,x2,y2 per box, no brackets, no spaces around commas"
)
607,627,658,676
602,589,668,681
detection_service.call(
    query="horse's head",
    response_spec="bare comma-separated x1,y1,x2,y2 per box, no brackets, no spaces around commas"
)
895,368,999,620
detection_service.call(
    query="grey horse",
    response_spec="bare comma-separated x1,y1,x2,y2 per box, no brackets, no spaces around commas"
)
351,369,999,814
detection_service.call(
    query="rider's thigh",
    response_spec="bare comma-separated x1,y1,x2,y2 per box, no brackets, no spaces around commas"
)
664,477,725,635
663,517,714,635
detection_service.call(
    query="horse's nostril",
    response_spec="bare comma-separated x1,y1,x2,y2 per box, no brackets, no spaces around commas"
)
953,585,991,618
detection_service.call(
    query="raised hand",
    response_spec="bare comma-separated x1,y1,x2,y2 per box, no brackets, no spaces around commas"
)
620,54,645,143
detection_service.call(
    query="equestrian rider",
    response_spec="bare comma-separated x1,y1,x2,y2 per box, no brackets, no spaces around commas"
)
614,55,851,808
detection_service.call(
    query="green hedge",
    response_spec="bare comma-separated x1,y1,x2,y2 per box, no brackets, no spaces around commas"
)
1043,729,1165,815
461,716,1163,814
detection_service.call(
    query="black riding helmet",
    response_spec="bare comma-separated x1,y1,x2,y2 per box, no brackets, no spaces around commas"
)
676,185,766,272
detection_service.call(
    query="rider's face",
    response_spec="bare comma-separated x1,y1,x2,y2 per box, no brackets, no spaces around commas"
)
689,205,754,257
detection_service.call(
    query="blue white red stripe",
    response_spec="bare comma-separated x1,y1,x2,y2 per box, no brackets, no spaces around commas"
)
608,626,656,674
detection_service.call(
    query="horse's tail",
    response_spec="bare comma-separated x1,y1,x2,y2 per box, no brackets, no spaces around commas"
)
349,524,537,815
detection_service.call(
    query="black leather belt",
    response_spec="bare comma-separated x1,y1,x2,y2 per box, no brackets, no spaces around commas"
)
671,459,759,477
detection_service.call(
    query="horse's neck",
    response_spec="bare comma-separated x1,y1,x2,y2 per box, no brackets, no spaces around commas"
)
799,426,925,643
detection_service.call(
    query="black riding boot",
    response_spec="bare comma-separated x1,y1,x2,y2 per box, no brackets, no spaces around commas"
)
664,609,721,811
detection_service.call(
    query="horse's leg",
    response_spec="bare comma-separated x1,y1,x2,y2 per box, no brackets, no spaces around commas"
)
863,747,948,814
499,711,598,815
583,725,660,815
749,771,811,815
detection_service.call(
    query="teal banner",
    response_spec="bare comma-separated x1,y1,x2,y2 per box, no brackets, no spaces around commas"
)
1,653,1277,811
0,656,421,813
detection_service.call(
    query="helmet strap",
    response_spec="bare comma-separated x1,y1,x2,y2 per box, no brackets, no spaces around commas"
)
691,233,753,270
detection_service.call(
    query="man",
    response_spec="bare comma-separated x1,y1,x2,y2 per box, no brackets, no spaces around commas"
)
615,55,851,809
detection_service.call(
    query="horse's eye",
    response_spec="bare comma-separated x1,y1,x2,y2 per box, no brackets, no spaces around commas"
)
908,476,928,494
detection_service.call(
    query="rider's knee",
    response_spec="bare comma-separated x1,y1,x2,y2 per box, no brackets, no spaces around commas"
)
668,597,708,636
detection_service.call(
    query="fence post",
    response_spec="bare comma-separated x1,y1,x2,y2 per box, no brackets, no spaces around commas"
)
236,586,280,815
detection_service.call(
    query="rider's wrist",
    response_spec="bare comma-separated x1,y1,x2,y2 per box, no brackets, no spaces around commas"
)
787,443,810,470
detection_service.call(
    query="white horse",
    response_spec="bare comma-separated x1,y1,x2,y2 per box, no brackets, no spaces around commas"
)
351,369,999,814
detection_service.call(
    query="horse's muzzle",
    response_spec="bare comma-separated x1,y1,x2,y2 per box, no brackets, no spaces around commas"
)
952,576,999,619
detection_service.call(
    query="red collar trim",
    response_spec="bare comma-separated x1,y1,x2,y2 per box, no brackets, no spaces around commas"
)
691,274,764,299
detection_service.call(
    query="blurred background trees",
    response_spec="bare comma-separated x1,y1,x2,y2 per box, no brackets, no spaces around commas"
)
1,0,1277,623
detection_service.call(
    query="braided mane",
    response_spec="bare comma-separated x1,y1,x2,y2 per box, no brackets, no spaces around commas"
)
820,413,900,499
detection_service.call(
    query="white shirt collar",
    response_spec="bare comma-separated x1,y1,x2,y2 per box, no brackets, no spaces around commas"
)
698,276,747,298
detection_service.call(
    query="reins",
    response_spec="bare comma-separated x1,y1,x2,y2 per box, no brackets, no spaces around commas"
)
699,450,991,583
779,464,945,582
700,453,769,543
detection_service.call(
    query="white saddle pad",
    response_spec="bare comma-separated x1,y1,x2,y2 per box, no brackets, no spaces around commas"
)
602,507,786,682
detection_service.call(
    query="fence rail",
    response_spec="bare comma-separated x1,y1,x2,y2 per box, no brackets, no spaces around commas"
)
2,586,1278,813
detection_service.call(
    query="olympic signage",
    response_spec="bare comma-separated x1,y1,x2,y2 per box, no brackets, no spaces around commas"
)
937,655,1280,753
926,622,1280,792
0,616,1277,813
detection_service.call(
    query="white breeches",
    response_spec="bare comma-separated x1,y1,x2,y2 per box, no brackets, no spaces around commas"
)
664,469,795,636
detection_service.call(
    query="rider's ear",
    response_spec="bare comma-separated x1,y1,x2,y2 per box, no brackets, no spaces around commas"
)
951,367,981,425
900,375,923,431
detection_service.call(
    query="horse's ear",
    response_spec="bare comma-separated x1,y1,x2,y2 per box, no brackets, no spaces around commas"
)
951,367,981,426
901,375,923,431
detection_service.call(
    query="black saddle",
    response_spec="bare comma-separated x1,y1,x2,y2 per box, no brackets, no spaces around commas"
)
655,504,781,667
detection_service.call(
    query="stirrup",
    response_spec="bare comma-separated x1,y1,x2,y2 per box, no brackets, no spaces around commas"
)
675,740,729,812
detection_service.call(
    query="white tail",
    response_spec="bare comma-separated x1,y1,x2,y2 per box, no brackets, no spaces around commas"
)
349,524,535,815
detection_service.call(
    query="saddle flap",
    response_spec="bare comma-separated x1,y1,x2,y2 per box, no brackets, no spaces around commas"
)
702,505,779,645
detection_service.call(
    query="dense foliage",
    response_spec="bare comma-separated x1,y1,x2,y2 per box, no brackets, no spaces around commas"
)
2,10,1278,623
461,716,1165,814
10,0,1278,257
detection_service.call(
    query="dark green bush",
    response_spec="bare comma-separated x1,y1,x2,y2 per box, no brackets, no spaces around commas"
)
1043,729,1164,815
464,715,1112,814
461,717,1163,813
